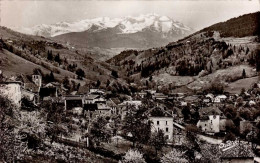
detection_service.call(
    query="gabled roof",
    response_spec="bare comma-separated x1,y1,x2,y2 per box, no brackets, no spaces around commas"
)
65,95,84,100
85,94,100,100
77,85,89,95
199,106,223,118
97,103,111,110
146,106,173,118
107,99,117,107
119,100,142,106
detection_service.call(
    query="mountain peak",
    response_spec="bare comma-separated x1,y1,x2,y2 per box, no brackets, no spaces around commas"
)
13,14,192,38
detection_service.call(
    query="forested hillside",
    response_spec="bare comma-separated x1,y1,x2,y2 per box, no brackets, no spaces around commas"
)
108,12,260,92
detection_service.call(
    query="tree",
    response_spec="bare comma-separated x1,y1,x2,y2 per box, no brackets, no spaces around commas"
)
161,148,188,163
47,50,53,61
242,69,246,78
41,101,68,143
122,106,151,147
76,68,85,80
96,80,101,88
54,53,61,64
111,70,118,78
88,116,112,146
182,106,191,120
63,76,70,90
0,95,18,162
119,149,146,163
256,49,260,72
149,129,167,155
49,71,55,82
106,80,110,88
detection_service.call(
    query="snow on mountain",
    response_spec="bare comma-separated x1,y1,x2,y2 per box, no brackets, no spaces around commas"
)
13,14,192,37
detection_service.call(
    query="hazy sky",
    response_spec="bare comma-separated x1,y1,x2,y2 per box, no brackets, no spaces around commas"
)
1,0,259,30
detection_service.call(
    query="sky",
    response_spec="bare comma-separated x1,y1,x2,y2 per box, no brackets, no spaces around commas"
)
1,0,259,30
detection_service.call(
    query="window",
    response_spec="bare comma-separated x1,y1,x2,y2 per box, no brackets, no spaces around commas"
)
205,124,207,126
157,121,159,125
166,127,169,132
165,135,169,140
166,121,168,125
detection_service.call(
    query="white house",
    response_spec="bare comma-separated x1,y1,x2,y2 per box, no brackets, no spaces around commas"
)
21,88,36,105
197,115,227,134
32,75,42,87
150,116,174,141
214,95,227,103
197,115,220,133
0,81,22,107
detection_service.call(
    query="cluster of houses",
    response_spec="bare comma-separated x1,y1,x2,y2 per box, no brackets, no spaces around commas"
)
1,71,260,148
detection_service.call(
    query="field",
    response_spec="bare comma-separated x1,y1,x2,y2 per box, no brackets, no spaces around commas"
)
226,76,259,94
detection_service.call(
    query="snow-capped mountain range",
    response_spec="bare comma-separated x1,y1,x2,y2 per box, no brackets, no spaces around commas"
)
14,14,192,38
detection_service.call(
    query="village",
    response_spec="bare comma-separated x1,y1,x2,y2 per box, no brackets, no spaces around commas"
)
1,68,260,163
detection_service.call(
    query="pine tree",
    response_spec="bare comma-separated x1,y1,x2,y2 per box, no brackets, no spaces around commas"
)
47,50,53,61
242,69,246,78
54,53,61,64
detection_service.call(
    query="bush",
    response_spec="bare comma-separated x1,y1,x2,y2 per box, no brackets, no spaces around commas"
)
120,149,146,163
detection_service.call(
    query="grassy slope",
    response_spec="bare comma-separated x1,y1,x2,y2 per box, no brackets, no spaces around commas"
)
226,76,259,94
0,27,129,88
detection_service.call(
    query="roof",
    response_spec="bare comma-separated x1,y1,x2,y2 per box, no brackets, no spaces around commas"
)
24,83,40,93
146,106,173,118
77,84,89,95
206,93,214,99
97,103,111,110
184,95,200,102
65,95,84,100
199,106,223,117
119,100,142,106
85,94,100,100
0,81,22,85
216,95,227,99
107,99,117,107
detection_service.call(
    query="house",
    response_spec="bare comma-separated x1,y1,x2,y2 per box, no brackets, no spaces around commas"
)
89,89,105,95
32,75,42,87
214,95,227,103
17,74,41,103
107,99,117,115
118,100,142,119
84,94,106,104
0,81,22,107
206,93,214,101
64,95,84,110
152,93,168,100
197,106,227,134
137,91,147,98
96,103,112,116
148,108,174,142
184,95,200,104
203,94,214,103
83,103,112,118
197,115,220,133
39,83,58,100
21,88,36,105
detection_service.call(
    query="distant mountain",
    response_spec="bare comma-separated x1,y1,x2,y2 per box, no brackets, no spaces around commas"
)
107,12,260,91
13,14,192,49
